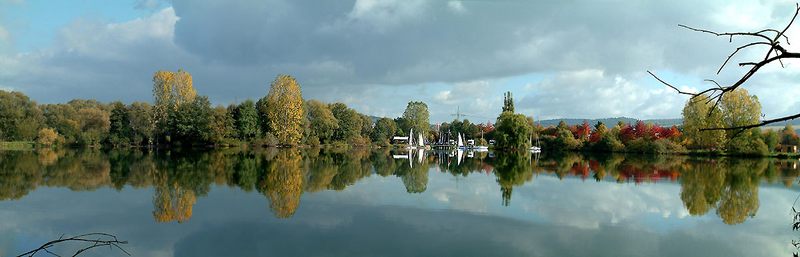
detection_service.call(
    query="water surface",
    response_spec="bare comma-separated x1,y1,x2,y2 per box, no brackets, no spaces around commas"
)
1,148,798,256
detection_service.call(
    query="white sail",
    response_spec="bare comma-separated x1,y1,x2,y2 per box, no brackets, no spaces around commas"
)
456,149,463,165
418,133,425,147
457,133,464,147
409,129,414,147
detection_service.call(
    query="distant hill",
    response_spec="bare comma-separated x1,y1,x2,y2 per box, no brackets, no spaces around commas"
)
537,117,683,127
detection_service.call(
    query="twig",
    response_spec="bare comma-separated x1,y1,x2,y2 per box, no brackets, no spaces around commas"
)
15,233,129,257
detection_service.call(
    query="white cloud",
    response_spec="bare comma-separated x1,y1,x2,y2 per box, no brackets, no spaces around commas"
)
519,70,694,119
447,0,466,14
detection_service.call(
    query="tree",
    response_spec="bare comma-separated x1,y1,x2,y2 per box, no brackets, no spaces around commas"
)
682,95,726,150
304,100,339,144
77,107,110,146
36,128,61,146
371,117,397,144
720,88,767,155
763,129,779,151
494,112,532,150
128,102,154,145
781,124,799,146
402,101,430,135
329,102,362,142
209,106,235,144
234,100,260,141
171,96,213,144
108,102,131,147
0,90,43,141
264,75,304,146
502,91,514,113
650,5,800,130
152,70,197,140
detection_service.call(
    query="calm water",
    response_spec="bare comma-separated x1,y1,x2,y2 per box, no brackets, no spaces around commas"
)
1,148,799,257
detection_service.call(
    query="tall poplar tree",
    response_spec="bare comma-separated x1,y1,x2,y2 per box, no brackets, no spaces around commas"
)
265,75,304,145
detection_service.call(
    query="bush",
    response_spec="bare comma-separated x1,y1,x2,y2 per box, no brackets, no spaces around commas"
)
255,132,280,147
591,133,624,152
625,138,686,154
305,135,321,147
36,128,62,147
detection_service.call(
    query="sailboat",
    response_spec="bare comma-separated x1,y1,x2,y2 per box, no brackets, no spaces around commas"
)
530,134,542,153
418,132,425,148
407,129,417,149
457,133,466,150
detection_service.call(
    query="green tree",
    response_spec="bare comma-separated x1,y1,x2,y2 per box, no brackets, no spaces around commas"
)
108,102,132,147
128,102,154,145
401,101,430,135
720,88,767,155
209,106,235,144
304,100,339,144
763,129,779,151
329,103,362,142
0,90,43,141
682,94,726,150
502,91,514,113
171,96,213,144
494,112,532,150
77,107,110,146
234,100,260,141
264,75,304,146
371,117,398,145
781,124,799,146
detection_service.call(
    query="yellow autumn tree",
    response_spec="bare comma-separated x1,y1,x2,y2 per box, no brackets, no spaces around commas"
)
152,181,197,223
260,150,303,218
264,74,304,145
152,69,197,131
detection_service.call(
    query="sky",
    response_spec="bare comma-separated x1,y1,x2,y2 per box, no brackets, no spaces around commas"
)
2,0,800,123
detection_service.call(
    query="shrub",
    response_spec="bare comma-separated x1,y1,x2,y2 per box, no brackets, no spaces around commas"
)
36,128,62,147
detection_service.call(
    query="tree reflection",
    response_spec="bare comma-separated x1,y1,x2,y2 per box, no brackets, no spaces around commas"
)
259,149,303,218
493,152,533,206
0,148,796,224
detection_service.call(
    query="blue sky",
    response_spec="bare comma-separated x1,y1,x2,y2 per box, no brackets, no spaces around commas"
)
2,0,800,122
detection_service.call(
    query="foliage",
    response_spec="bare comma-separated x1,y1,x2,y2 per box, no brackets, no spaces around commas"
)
502,91,515,113
305,100,339,144
682,94,726,150
493,112,532,150
234,100,260,140
763,129,779,151
371,117,397,144
0,90,43,141
330,103,363,142
401,101,430,135
170,96,213,145
264,75,304,146
152,69,196,141
36,128,61,146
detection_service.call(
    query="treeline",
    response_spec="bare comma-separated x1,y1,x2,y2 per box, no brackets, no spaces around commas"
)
492,89,788,156
0,70,436,149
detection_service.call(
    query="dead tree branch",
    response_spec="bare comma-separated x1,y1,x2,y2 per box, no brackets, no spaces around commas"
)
649,3,800,131
15,233,130,257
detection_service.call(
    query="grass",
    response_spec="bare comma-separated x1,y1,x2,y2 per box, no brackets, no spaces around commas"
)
0,141,35,150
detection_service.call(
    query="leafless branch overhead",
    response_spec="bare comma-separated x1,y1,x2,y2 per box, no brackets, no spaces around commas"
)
649,3,800,131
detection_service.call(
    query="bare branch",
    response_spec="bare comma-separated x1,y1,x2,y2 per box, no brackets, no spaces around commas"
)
699,112,800,131
16,233,129,257
647,71,697,96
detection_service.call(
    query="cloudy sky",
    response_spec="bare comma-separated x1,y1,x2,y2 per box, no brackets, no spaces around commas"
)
1,0,800,122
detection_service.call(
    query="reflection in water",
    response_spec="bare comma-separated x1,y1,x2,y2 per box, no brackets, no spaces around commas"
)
0,148,797,225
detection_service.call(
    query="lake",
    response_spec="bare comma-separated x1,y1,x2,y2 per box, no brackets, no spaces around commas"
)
1,148,799,257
